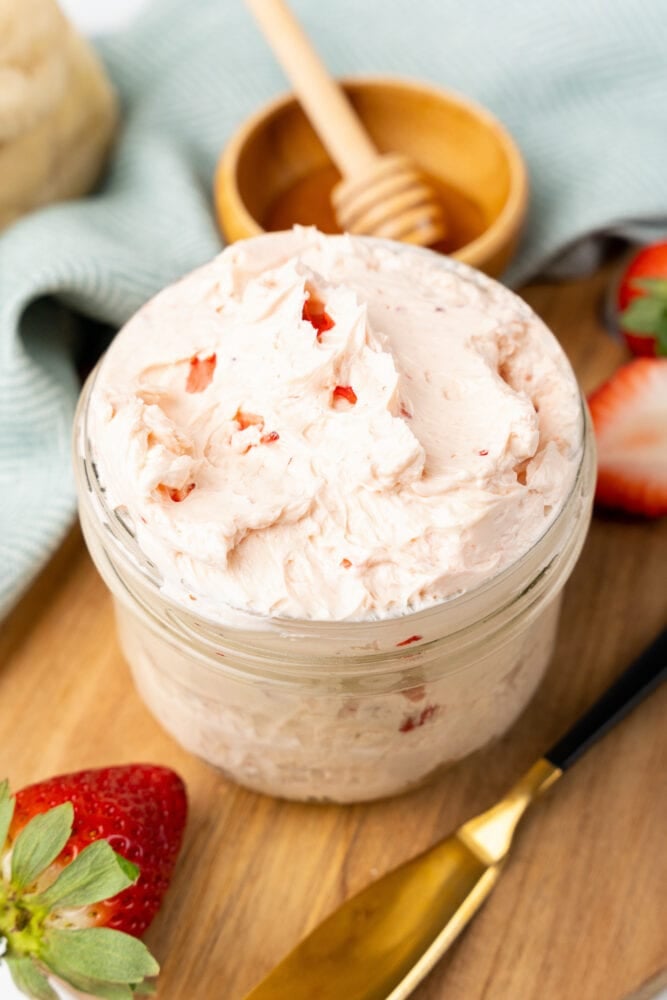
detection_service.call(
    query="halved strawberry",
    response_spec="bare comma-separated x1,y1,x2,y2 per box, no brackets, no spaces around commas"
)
0,764,187,999
588,358,667,517
617,243,667,357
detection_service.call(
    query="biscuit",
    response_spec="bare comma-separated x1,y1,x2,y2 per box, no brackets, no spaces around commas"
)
0,0,118,230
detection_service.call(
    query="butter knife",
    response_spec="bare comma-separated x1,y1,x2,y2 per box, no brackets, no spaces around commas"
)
244,627,667,1000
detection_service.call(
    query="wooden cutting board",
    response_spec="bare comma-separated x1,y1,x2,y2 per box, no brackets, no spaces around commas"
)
1,264,666,1000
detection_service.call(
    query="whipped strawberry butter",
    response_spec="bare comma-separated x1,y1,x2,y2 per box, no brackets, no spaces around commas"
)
87,228,581,622
76,229,595,801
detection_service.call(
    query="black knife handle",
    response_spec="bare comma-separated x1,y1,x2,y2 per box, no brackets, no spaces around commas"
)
545,627,667,771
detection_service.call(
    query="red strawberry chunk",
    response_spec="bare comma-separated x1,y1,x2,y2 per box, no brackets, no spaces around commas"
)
401,684,426,703
588,357,667,517
186,353,216,393
399,705,437,733
10,765,187,938
396,634,422,647
302,297,335,341
333,385,358,406
235,409,264,431
260,431,280,444
158,482,195,502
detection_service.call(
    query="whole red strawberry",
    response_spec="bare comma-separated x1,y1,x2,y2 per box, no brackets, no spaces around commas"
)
0,764,187,999
617,242,667,357
11,764,187,938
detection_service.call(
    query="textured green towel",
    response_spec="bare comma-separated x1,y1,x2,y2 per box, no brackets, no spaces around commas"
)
2,0,667,616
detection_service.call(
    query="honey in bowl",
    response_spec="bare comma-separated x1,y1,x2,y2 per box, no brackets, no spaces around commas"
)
216,78,528,277
262,164,487,255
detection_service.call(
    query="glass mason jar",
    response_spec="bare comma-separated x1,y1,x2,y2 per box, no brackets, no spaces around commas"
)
74,367,595,803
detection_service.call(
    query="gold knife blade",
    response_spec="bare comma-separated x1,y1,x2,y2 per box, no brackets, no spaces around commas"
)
244,760,560,1000
246,627,667,999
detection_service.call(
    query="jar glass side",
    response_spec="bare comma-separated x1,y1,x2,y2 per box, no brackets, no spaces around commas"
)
115,588,564,802
75,380,595,801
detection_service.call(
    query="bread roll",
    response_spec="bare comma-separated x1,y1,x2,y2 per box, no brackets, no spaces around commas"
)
0,0,118,230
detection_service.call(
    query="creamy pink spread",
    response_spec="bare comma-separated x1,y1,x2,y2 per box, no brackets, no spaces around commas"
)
88,228,582,622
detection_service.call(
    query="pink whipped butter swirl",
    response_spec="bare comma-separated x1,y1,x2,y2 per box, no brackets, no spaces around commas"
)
88,228,582,623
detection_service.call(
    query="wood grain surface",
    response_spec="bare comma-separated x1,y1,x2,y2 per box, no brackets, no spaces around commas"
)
1,264,666,1000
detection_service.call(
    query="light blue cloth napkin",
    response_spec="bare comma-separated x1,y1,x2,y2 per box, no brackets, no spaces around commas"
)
2,0,667,617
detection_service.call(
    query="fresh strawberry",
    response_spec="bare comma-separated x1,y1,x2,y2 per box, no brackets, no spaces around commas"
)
0,764,187,999
617,243,667,356
10,765,187,937
588,358,667,517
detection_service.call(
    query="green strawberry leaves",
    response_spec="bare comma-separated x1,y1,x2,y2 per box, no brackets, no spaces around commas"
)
50,979,134,1000
41,928,159,984
11,804,73,890
5,957,57,1000
34,963,155,1000
621,278,667,355
629,277,667,298
6,952,158,1000
34,841,138,911
0,779,162,1000
51,977,155,1000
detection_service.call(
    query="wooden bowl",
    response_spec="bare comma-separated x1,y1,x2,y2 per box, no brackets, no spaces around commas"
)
214,76,528,277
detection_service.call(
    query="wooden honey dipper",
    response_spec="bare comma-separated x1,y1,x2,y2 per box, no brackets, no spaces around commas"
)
245,0,447,246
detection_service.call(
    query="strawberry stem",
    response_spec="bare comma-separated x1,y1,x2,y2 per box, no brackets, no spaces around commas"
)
0,887,47,959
